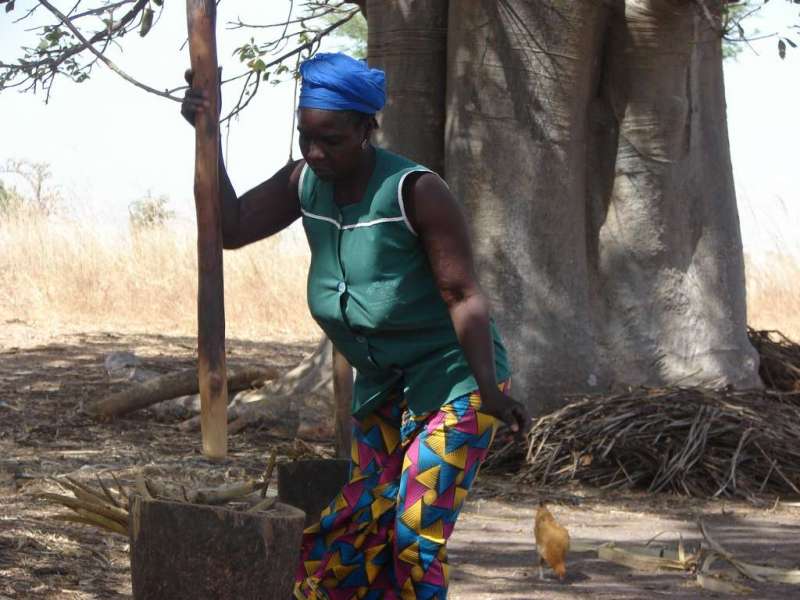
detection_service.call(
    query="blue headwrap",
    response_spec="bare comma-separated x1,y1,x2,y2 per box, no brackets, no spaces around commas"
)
298,52,386,115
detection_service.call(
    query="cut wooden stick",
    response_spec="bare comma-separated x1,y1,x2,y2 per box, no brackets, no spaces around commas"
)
261,452,277,498
53,512,128,536
95,475,121,508
111,472,128,502
247,496,277,514
188,480,264,505
597,543,689,572
39,493,129,526
187,0,226,460
54,477,109,507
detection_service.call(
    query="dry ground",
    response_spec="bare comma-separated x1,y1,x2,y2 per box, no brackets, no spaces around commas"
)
2,322,800,599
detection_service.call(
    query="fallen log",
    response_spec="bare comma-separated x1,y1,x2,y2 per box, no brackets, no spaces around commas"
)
179,337,333,437
86,366,278,419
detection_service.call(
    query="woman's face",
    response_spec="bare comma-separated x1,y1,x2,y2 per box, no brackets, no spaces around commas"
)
297,108,368,181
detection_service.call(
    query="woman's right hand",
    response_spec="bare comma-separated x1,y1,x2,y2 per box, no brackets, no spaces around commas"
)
180,68,213,126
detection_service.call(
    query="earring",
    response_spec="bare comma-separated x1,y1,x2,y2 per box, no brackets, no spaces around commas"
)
361,138,368,150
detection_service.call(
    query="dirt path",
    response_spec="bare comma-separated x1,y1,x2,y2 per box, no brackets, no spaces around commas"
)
449,489,800,599
1,323,799,599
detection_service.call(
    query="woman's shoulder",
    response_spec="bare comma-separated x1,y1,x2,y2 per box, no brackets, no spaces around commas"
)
375,147,427,174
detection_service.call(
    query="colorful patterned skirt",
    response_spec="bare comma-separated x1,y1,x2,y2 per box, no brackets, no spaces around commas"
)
293,382,507,599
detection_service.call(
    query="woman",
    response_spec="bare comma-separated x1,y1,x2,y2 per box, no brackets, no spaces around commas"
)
183,52,530,599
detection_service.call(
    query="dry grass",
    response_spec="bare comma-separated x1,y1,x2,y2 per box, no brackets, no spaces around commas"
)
1,214,798,345
745,252,800,342
0,213,320,342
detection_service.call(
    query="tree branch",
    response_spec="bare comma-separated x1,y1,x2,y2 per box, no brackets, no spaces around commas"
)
220,7,359,122
37,0,180,101
34,0,148,73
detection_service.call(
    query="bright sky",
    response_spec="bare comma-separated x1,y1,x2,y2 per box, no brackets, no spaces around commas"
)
0,1,798,258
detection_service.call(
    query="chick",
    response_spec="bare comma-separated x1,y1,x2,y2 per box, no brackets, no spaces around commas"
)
534,501,570,581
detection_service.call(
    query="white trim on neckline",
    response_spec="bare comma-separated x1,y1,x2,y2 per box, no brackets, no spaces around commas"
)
342,217,407,230
297,162,309,205
300,209,408,230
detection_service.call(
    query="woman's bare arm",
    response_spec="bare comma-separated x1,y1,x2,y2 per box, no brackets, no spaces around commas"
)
404,172,530,437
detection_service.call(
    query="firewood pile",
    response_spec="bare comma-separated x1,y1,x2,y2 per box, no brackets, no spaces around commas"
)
748,327,800,392
485,329,800,501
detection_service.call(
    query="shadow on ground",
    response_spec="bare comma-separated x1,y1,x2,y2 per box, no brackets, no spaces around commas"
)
1,329,800,599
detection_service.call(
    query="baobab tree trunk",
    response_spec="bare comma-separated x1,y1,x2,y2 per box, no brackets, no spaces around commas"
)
262,0,760,425
367,0,448,174
446,0,609,411
591,0,759,388
371,0,759,414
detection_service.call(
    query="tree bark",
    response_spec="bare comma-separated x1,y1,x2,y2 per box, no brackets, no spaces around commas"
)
589,0,759,388
187,0,228,459
277,459,351,526
129,496,304,600
446,0,611,412
367,0,448,174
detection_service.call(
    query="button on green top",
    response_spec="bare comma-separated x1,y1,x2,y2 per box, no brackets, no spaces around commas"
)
299,147,511,418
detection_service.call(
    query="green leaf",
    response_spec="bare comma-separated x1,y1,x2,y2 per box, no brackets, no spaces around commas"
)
778,39,786,59
248,58,266,72
139,8,154,37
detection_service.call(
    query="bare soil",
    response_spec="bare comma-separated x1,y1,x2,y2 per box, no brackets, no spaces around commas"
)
1,321,799,599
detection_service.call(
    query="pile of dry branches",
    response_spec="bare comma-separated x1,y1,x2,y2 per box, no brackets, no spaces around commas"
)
485,328,800,500
749,328,800,392
489,388,800,501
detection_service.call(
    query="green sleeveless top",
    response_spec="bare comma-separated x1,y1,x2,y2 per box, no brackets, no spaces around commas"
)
299,147,510,418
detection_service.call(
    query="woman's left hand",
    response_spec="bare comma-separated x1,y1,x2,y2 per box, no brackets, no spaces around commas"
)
479,388,531,442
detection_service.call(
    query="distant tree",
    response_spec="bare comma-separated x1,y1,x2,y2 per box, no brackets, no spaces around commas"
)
0,158,61,215
0,180,22,217
128,191,174,230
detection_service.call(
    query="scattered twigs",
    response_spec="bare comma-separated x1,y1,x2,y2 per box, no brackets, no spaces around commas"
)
698,519,800,585
575,519,800,593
